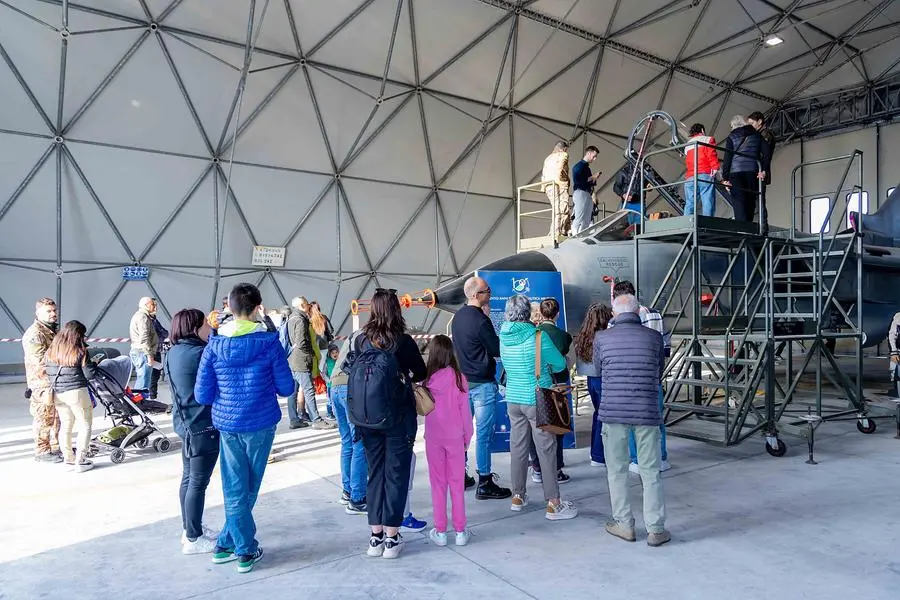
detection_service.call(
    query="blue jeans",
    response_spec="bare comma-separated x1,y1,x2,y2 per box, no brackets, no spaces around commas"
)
331,384,367,503
129,350,151,391
629,386,667,463
217,426,276,556
287,371,320,423
625,201,642,225
684,174,715,217
468,382,499,476
587,376,604,463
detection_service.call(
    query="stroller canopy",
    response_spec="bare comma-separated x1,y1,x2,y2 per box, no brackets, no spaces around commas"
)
95,355,133,389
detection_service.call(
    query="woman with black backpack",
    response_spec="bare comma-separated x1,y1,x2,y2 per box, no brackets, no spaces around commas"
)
346,288,426,559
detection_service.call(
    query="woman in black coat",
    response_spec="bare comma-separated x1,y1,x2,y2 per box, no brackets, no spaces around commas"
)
165,308,219,555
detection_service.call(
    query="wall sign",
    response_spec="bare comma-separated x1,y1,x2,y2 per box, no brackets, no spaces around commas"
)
251,245,286,267
122,266,150,281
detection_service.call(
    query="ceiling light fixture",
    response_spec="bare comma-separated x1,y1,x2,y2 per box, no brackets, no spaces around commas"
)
764,34,784,47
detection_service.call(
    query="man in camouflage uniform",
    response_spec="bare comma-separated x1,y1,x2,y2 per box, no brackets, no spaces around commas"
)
23,297,62,462
542,140,571,240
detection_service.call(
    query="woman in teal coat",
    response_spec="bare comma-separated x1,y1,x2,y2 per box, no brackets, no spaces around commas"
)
499,294,578,522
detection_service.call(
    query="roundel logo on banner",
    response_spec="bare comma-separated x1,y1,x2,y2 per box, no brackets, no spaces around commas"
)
511,277,530,294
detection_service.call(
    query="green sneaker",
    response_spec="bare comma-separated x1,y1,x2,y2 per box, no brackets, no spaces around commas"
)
236,547,264,573
212,546,237,564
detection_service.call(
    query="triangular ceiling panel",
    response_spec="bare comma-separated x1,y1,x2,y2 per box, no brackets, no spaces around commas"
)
143,268,214,318
614,3,707,59
0,55,49,134
216,177,258,269
740,28,834,84
311,0,411,81
426,16,514,106
0,139,56,261
337,191,371,273
270,271,338,314
422,93,488,181
511,17,596,103
67,141,209,256
227,163,333,247
67,36,209,156
795,59,867,99
288,0,372,54
378,197,438,274
663,75,719,123
461,208,515,272
344,98,431,186
414,0,508,82
283,185,340,272
308,67,409,167
517,46,599,124
161,34,291,147
684,37,759,82
512,115,571,188
143,175,216,266
88,274,159,336
591,76,669,136
437,190,511,268
387,0,417,85
529,0,616,37
63,27,146,127
165,0,283,51
230,68,333,172
683,0,778,58
0,2,63,126
341,179,428,266
67,0,153,22
442,117,513,197
588,51,666,124
60,155,133,264
863,44,900,80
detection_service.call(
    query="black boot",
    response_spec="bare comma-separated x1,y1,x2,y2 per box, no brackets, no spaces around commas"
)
465,473,476,490
476,474,512,500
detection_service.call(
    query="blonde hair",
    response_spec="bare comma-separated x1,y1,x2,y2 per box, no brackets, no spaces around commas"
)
309,301,326,337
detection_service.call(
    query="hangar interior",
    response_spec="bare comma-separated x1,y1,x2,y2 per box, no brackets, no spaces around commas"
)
1,1,900,599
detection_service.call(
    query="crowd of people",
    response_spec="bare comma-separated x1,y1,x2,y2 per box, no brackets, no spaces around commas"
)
21,273,673,572
541,112,776,240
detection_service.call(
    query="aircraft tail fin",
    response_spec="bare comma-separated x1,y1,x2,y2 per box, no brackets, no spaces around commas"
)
858,184,900,246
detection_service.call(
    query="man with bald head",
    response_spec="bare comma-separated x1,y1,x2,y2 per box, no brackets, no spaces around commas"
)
130,297,160,396
450,276,512,500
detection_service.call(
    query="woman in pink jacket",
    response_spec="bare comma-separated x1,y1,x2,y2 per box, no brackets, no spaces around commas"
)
423,335,474,547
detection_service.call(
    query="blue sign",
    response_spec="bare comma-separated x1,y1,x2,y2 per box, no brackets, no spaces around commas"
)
122,266,150,281
476,269,575,453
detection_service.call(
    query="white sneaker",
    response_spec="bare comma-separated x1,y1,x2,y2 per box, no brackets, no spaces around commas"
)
382,534,403,559
545,500,578,521
455,530,471,546
429,528,447,547
628,462,640,474
510,494,528,512
660,459,672,472
590,460,606,468
367,534,385,557
182,525,218,545
182,535,217,555
74,460,94,473
531,468,543,483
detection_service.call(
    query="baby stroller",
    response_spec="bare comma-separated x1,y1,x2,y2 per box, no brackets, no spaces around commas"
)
87,355,173,464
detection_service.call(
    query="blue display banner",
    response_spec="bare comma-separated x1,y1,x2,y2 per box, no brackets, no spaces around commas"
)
122,266,150,281
475,269,575,453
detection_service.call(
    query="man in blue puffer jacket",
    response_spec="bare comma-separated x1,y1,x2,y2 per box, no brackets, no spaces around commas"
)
195,283,294,574
593,292,670,548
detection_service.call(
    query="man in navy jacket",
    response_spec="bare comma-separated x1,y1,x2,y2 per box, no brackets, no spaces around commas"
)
593,293,670,547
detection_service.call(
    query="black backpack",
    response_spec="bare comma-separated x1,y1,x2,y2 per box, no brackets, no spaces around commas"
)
346,335,407,430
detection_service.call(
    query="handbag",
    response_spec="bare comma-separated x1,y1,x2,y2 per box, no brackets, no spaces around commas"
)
414,384,435,416
166,356,220,457
533,331,572,436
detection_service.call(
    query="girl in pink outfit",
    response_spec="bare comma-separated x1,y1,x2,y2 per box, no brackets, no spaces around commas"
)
423,335,474,547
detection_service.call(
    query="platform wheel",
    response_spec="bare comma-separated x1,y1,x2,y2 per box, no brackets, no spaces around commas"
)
765,438,787,457
153,437,171,453
856,418,877,434
110,448,126,464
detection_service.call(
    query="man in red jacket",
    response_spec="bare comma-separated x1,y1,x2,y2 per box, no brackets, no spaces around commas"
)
683,123,720,217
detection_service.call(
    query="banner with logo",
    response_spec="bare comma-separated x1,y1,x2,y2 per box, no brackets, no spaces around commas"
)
475,270,575,453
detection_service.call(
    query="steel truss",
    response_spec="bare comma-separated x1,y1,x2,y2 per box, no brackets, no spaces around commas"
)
634,147,885,454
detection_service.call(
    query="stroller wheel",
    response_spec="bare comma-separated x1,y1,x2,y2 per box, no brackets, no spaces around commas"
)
153,438,171,453
110,448,126,464
135,437,149,449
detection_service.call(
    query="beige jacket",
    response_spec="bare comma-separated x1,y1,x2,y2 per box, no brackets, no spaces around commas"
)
130,309,159,356
23,320,55,391
541,150,570,192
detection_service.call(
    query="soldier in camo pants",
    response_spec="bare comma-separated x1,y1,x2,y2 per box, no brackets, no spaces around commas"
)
22,297,62,463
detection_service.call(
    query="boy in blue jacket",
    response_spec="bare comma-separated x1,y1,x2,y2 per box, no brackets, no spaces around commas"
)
195,283,294,573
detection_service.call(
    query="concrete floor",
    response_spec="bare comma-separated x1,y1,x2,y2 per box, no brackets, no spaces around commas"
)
1,380,899,600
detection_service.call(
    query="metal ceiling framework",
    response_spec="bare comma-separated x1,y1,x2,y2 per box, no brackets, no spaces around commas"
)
0,0,897,347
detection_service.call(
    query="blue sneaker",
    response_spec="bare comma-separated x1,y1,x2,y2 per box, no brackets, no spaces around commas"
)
400,513,427,532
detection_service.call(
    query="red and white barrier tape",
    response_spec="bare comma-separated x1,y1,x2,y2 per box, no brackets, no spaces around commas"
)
0,334,440,343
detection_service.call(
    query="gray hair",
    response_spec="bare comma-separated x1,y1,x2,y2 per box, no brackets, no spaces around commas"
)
730,115,747,130
612,294,640,316
505,294,532,323
553,140,568,152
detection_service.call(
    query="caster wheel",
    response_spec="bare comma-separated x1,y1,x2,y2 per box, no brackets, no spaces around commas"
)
153,437,171,453
110,448,126,464
766,439,787,457
856,419,876,434
136,437,149,449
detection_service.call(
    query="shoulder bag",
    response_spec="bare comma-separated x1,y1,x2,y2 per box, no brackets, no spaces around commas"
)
414,384,435,416
166,356,219,457
533,331,573,436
